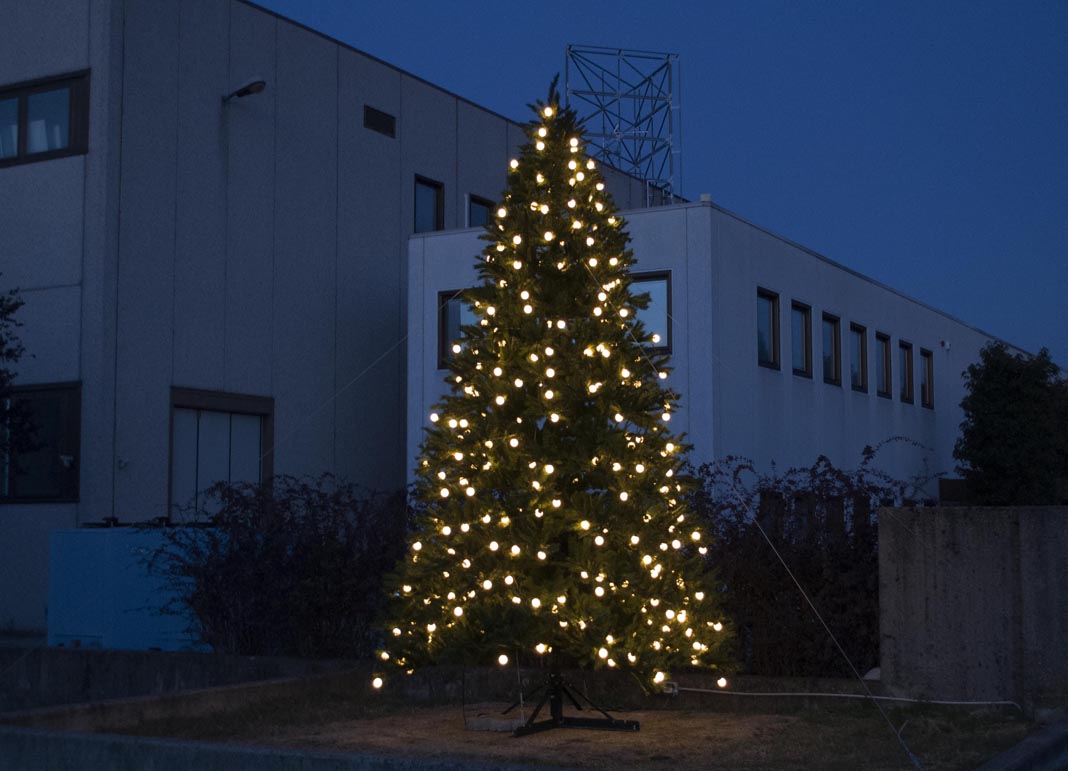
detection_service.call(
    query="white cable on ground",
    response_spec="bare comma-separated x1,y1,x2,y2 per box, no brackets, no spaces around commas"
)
667,683,1022,713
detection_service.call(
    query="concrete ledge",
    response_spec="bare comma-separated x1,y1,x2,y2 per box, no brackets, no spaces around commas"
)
975,720,1068,771
0,725,577,771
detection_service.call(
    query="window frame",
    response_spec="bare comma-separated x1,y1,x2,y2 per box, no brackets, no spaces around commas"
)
437,289,475,369
467,194,494,228
875,332,892,399
849,322,868,393
0,70,90,168
920,348,934,409
0,381,81,503
631,270,672,353
414,175,444,233
822,312,841,386
790,301,812,378
168,387,274,519
899,341,914,404
756,287,781,370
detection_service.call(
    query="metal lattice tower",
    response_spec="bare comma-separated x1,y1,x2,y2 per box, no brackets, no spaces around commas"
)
565,45,681,207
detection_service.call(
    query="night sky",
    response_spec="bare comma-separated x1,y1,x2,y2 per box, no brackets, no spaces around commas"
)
257,0,1068,369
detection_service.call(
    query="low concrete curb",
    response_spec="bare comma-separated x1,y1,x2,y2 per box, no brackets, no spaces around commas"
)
0,725,578,771
975,720,1068,771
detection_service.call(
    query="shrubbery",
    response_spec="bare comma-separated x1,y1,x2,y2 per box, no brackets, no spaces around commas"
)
154,474,407,659
691,444,927,677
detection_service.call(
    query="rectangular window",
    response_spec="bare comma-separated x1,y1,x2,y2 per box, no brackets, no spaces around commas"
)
632,272,671,351
849,323,868,392
899,341,914,403
791,301,812,377
822,313,841,385
468,195,493,228
363,104,396,138
756,288,780,369
1,383,81,502
875,332,892,398
920,348,934,409
170,388,273,516
414,176,444,233
438,289,478,368
0,71,89,167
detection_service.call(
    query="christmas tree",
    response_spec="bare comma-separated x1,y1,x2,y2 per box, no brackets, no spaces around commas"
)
376,82,730,693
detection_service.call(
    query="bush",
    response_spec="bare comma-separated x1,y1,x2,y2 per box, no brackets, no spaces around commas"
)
691,443,927,677
153,475,407,659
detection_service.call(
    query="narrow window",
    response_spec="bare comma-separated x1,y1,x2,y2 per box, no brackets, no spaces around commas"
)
170,389,274,517
414,176,444,233
849,323,868,392
899,341,914,403
0,71,89,167
363,104,396,138
822,313,841,385
875,332,892,398
791,302,812,377
757,288,780,369
631,272,671,351
468,195,493,228
920,348,934,409
438,289,477,368
0,383,81,502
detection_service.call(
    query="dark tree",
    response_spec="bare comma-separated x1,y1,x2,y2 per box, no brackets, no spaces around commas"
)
378,84,731,690
0,278,36,467
954,342,1068,505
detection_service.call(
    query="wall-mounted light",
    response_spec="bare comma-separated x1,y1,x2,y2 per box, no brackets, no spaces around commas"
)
223,79,267,104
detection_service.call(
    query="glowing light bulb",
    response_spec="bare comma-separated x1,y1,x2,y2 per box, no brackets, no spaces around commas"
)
512,235,522,245
531,597,541,608
495,395,505,405
504,575,514,585
537,550,547,560
499,653,510,666
594,535,605,546
598,647,608,659
486,306,496,316
453,607,463,617
543,230,554,241
509,159,519,169
567,199,576,208
489,541,499,551
692,531,702,541
412,541,423,551
538,127,547,138
568,160,577,170
392,627,401,636
580,520,591,530
595,586,605,597
372,677,383,689
586,237,595,247
630,535,639,545
694,591,705,601
552,499,561,508
717,677,728,688
514,378,524,388
619,491,629,502
510,544,520,555
545,368,555,377
614,412,624,423
483,580,493,590
536,173,544,184
543,106,554,118
642,555,653,566
441,525,452,536
569,137,578,147
556,320,566,329
544,389,554,399
635,464,645,473
535,141,545,151
427,623,436,632
549,413,560,423
671,539,682,549
545,346,554,356
536,643,547,654
497,207,507,218
430,413,440,423
714,621,724,632
540,204,549,214
593,307,603,317
509,438,519,447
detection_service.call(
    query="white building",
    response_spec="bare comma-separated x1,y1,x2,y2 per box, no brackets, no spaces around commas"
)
0,0,651,632
0,1,1018,639
409,202,1003,488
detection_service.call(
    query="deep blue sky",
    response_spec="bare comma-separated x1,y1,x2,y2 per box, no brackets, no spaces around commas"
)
258,0,1067,368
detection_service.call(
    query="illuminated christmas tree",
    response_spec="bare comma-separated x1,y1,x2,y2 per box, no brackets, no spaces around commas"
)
376,83,730,698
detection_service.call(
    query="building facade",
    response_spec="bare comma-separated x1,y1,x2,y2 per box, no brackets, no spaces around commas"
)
0,0,651,631
408,202,1004,489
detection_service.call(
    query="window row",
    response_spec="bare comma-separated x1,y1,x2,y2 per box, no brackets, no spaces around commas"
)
0,71,89,168
1,383,273,512
414,175,495,234
438,272,672,369
758,288,934,408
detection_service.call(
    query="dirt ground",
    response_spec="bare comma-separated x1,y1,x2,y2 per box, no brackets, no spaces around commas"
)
127,699,1033,770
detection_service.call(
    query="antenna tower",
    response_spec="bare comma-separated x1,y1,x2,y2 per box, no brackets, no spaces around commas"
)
565,45,681,207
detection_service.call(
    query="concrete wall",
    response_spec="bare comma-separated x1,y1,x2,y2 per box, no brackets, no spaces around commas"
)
880,507,1068,702
407,201,999,486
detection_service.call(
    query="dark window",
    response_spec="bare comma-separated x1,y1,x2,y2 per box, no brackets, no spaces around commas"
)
632,272,671,352
822,313,841,385
170,388,273,516
468,195,493,228
920,348,934,409
875,332,892,398
757,288,780,369
438,289,477,369
363,104,396,138
414,176,444,233
899,341,914,403
0,71,89,168
1,383,80,502
849,323,868,392
791,301,812,377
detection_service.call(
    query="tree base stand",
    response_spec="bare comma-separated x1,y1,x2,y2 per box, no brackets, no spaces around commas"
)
503,671,640,737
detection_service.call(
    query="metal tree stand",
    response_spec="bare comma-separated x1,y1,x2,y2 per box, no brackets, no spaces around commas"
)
503,667,640,737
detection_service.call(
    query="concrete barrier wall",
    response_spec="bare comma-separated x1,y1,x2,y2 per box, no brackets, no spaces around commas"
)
879,507,1068,702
